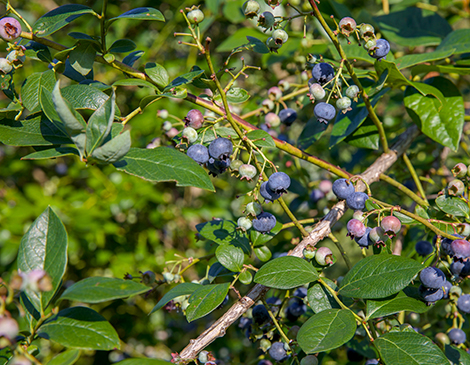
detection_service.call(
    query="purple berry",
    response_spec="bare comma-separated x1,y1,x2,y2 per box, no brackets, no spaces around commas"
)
415,240,433,256
267,172,291,194
279,108,297,126
419,285,444,303
0,17,21,41
370,39,390,61
185,109,204,129
208,137,233,160
450,261,466,276
346,219,366,239
265,112,281,128
252,304,270,325
442,281,452,299
339,17,356,36
309,189,324,204
314,102,336,124
258,361,273,365
319,180,332,193
187,144,209,164
355,227,372,248
206,157,230,176
441,234,464,256
419,267,446,289
332,178,355,200
252,212,276,234
268,86,282,100
312,63,335,85
286,301,307,320
365,360,379,365
448,328,466,345
380,216,401,237
269,342,288,362
451,239,470,260
457,294,470,313
260,181,281,203
346,191,369,211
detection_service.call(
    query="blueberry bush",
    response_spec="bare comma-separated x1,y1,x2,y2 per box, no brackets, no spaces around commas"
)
0,0,469,364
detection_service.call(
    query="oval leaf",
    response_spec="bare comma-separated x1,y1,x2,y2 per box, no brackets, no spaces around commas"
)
197,220,249,252
150,283,200,314
145,62,169,89
186,283,230,322
91,130,131,164
33,5,96,37
86,91,115,155
445,344,470,365
59,277,150,304
366,289,429,320
216,245,244,272
435,196,469,218
163,70,204,92
109,7,165,23
68,42,96,76
46,349,80,365
21,70,56,113
339,254,423,299
297,309,357,353
254,256,319,289
37,307,120,350
246,130,275,148
225,87,250,104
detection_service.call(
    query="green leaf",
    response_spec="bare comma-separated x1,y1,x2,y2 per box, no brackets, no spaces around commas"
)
225,87,250,104
37,307,120,350
186,283,230,322
254,256,319,289
445,344,470,365
17,207,68,312
373,8,452,47
339,254,423,299
404,77,465,151
246,130,275,148
112,78,158,89
59,277,149,303
122,50,144,67
108,39,136,53
297,309,357,353
435,196,469,218
0,115,71,146
436,29,470,55
253,246,272,262
150,283,200,314
246,36,270,54
216,245,244,272
197,219,250,253
52,81,86,133
68,42,96,76
366,289,429,320
0,348,12,365
46,349,80,365
22,70,56,113
24,41,53,63
61,85,120,115
91,130,131,164
344,118,379,150
395,49,455,70
145,62,169,89
108,7,165,24
297,118,328,149
115,359,171,365
86,91,115,155
21,147,79,160
375,331,450,365
33,5,96,37
114,147,215,191
307,281,338,314
250,220,282,247
216,28,266,52
163,70,205,92
411,64,470,77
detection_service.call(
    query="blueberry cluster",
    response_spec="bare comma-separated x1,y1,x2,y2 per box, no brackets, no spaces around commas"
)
332,178,369,210
285,287,307,321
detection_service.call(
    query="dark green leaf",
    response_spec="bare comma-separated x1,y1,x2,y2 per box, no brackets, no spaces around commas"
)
395,49,455,70
225,87,250,104
86,91,115,155
366,289,429,320
445,344,470,365
196,220,250,253
339,254,423,299
52,82,86,133
344,118,379,150
21,70,56,113
122,50,144,67
114,147,215,191
68,32,97,41
373,8,452,47
0,348,12,365
24,41,53,63
150,283,200,314
246,129,275,148
17,207,68,312
68,42,96,75
216,28,265,52
297,118,328,150
246,36,270,54
404,77,464,151
186,283,230,322
21,147,79,160
297,309,357,353
254,256,319,289
112,78,159,89
435,196,469,218
436,29,470,55
46,349,80,365
109,7,165,24
375,331,450,365
307,281,338,314
411,64,470,77
115,358,172,365
38,307,120,350
108,39,136,54
145,63,169,89
33,5,96,37
91,130,131,164
59,277,149,303
216,245,244,272
163,70,204,92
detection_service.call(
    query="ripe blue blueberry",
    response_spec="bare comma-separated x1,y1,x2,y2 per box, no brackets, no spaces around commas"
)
451,239,470,260
448,328,466,345
252,212,277,234
365,360,379,365
415,240,433,256
252,304,270,325
269,342,288,362
209,137,233,160
450,261,466,276
442,280,452,299
294,287,307,299
346,192,369,211
355,227,372,248
260,181,281,203
206,158,230,176
332,178,355,200
309,189,324,204
419,285,444,303
441,234,463,256
286,301,306,320
314,102,336,124
187,144,209,164
312,63,335,85
420,267,446,289
279,108,297,126
457,294,470,313
347,218,366,239
370,39,390,61
268,172,291,194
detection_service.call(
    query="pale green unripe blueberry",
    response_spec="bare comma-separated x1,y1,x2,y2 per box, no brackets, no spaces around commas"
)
315,246,333,265
278,79,290,92
435,332,450,347
363,38,377,51
258,11,275,28
272,29,288,44
246,201,263,216
239,164,257,180
262,98,275,111
450,285,462,296
448,179,465,196
360,23,375,39
303,248,315,260
158,109,169,119
187,8,204,24
259,338,271,352
163,272,175,282
346,85,360,99
266,36,282,51
309,83,325,100
182,127,198,143
337,96,351,110
0,58,12,73
243,0,260,18
301,355,319,365
460,223,470,236
230,159,243,170
162,121,172,131
452,163,467,178
198,350,209,363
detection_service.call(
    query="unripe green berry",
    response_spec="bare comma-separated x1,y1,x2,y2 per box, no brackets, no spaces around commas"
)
262,98,275,111
278,79,290,92
163,272,175,282
337,96,351,111
158,109,169,119
239,270,253,284
230,159,243,170
187,8,204,24
360,23,375,39
338,17,356,36
272,29,288,45
303,248,316,260
448,179,465,196
0,58,12,74
182,127,198,143
239,164,257,180
363,38,377,51
346,85,360,99
162,121,172,131
268,86,282,100
301,355,319,365
198,350,209,364
309,83,325,100
266,36,282,51
243,0,260,18
435,332,450,347
450,285,462,296
246,202,263,216
238,216,253,231
259,338,271,352
258,11,275,28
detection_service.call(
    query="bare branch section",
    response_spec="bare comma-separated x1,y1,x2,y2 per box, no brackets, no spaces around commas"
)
179,125,420,360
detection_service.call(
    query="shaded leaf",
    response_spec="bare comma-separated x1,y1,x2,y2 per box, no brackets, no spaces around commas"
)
298,118,328,149
163,70,205,92
21,147,79,160
86,91,115,154
108,39,136,54
115,359,173,365
46,349,80,365
150,283,200,314
21,70,56,113
33,5,96,37
68,42,96,76
445,344,470,365
112,78,158,89
344,118,379,150
91,130,131,164
366,289,429,320
186,283,230,322
145,62,169,89
109,7,165,24
122,50,144,67
196,220,250,253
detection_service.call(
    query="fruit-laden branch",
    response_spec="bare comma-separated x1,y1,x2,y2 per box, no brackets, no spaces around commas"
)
178,124,420,361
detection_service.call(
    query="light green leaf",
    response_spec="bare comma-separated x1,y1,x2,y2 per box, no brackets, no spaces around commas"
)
246,130,275,148
112,79,158,89
60,85,120,115
68,42,96,76
395,49,455,70
86,91,115,155
216,245,244,272
366,289,429,320
225,87,250,104
186,283,230,322
91,130,131,164
436,29,470,55
435,196,469,218
150,283,200,314
21,147,79,160
52,81,86,133
33,5,96,37
145,62,169,89
21,70,56,113
46,349,80,365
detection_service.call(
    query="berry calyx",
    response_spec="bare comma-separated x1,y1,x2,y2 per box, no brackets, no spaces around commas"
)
448,179,465,196
258,11,275,28
359,23,375,39
452,163,467,178
332,178,355,200
314,102,336,124
252,212,277,234
266,37,282,52
0,17,22,41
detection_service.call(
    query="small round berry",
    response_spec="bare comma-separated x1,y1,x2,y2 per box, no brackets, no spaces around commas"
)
162,121,172,131
312,63,335,85
300,355,318,365
258,11,275,28
243,0,260,18
0,317,19,341
346,85,360,99
359,23,375,39
441,234,464,256
258,361,273,365
265,0,281,8
459,223,470,237
315,246,333,265
230,159,243,170
182,127,198,143
380,216,402,237
314,102,336,124
187,8,204,24
141,271,156,285
262,98,275,111
209,137,233,160
435,332,450,347
158,109,169,119
252,304,270,325
339,17,356,36
259,338,272,352
0,58,13,73
370,39,390,61
260,181,281,203
415,240,433,256
353,210,364,221
363,38,377,51
309,189,324,204
198,350,209,364
346,191,369,211
457,294,470,313
369,227,386,245
246,201,263,216
442,280,452,299
355,227,372,248
451,239,470,260
239,164,257,180
303,248,316,260
309,83,326,100
268,172,291,194
452,163,467,178
238,216,252,231
420,267,446,289
450,261,466,276
0,17,22,41
451,285,463,297
265,112,281,128
332,178,355,200
347,219,366,239
279,108,297,126
448,328,466,345
448,179,465,196
163,272,175,282
8,356,31,365
286,301,307,320
185,109,204,129
268,86,283,100
252,212,277,234
269,342,288,362
336,96,351,111
419,285,444,303
318,180,332,194
272,29,288,45
206,158,230,176
278,80,290,92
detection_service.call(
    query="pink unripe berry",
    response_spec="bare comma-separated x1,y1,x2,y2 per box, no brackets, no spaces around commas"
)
451,239,470,260
265,112,280,128
338,17,357,36
185,109,204,129
380,216,401,237
315,247,334,265
268,86,282,100
346,219,366,239
0,17,22,41
319,180,332,194
452,163,467,178
0,317,19,341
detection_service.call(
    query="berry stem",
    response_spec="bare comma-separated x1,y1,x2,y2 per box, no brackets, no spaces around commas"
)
328,233,352,270
6,3,33,33
379,173,429,207
402,153,429,205
100,0,108,53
